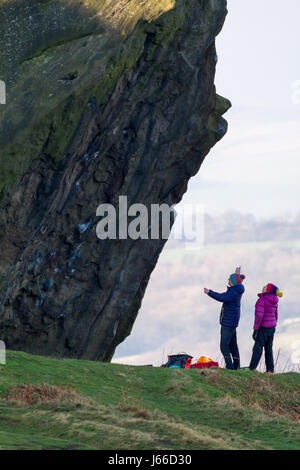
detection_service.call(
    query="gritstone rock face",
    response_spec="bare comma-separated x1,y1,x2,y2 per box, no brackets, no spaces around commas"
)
0,0,231,360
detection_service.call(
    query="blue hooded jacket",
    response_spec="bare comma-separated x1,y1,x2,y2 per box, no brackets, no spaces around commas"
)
208,284,245,328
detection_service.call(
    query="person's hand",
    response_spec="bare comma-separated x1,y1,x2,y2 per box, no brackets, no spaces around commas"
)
235,266,241,274
252,330,258,341
204,288,209,294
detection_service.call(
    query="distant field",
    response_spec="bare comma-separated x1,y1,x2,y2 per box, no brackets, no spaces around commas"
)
160,239,300,264
0,351,299,450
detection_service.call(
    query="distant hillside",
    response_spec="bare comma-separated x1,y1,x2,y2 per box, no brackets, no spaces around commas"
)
167,211,300,248
204,211,300,244
0,351,299,450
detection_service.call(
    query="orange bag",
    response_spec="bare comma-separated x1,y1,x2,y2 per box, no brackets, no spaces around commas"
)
197,356,213,364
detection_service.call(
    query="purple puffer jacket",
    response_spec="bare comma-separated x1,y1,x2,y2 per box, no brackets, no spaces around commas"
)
254,293,278,330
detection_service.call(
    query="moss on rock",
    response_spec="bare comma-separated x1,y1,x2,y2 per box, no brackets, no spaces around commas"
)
0,0,179,203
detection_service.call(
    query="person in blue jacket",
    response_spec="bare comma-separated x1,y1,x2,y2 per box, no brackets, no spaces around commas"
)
204,267,245,370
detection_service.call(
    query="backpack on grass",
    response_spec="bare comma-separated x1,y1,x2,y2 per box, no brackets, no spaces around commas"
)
164,352,193,369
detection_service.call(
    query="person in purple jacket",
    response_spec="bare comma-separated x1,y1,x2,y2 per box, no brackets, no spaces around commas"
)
249,283,283,374
204,267,245,370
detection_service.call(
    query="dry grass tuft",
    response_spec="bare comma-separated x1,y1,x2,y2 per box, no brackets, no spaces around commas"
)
197,368,300,421
208,373,300,421
114,388,153,420
4,383,88,408
216,394,243,409
165,381,184,393
165,371,193,394
120,404,152,420
238,377,300,421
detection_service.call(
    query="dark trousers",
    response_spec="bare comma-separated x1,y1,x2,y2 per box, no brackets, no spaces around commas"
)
220,326,240,370
249,327,275,373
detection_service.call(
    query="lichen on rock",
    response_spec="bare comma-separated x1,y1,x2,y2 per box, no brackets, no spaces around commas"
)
0,0,231,360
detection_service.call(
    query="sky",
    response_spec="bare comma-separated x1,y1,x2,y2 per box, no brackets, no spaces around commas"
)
113,0,300,367
180,0,300,218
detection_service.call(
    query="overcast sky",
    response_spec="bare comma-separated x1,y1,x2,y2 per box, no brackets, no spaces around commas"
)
180,0,300,218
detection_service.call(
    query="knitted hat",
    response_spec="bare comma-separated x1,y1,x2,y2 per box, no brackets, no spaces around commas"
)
230,273,245,286
266,283,283,297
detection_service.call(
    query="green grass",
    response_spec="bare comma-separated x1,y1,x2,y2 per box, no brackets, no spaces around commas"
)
0,350,299,449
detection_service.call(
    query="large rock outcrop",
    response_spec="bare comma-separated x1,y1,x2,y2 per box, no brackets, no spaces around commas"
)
0,0,230,360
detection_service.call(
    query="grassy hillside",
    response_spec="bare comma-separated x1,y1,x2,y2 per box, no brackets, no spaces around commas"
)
0,351,299,450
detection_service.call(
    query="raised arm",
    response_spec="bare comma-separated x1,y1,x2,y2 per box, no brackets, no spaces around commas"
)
207,289,235,303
